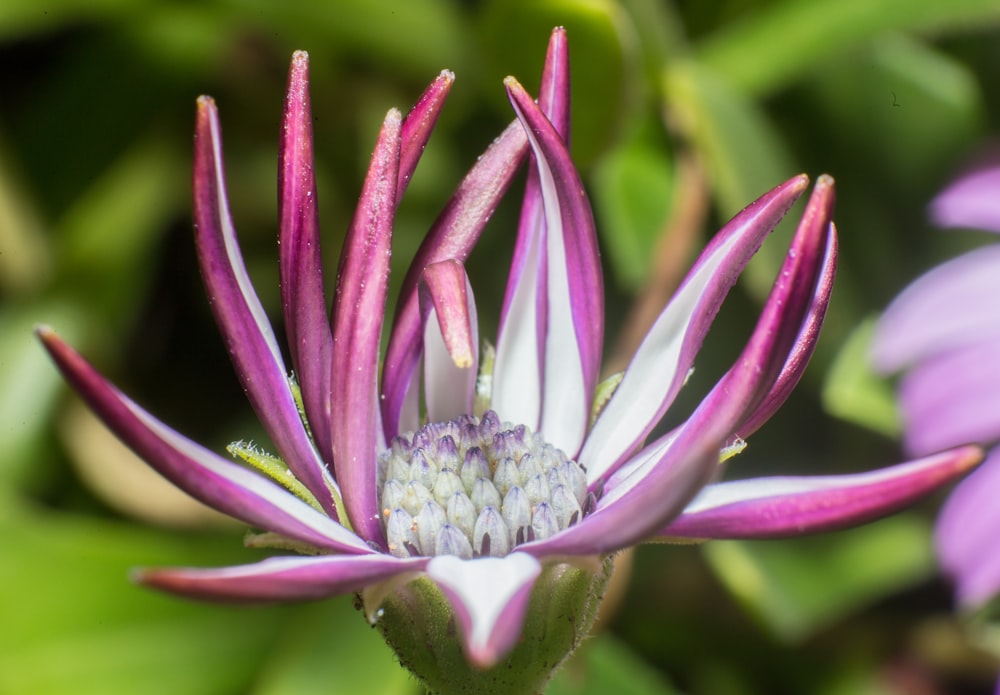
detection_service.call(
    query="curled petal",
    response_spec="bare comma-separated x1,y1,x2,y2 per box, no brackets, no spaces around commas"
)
426,553,542,668
660,445,983,539
38,328,371,555
493,27,571,435
871,245,1000,373
581,175,811,485
503,77,603,458
137,554,428,602
937,448,1000,606
419,260,479,422
279,51,334,460
736,227,838,439
381,120,529,436
194,96,339,517
331,110,401,546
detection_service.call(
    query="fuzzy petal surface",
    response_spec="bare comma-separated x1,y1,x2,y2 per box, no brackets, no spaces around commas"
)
330,110,401,545
279,52,334,460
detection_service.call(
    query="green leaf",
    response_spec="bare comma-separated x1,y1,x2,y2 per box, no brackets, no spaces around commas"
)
0,492,287,695
704,514,934,642
662,60,794,299
477,0,628,167
822,317,901,438
695,0,1000,97
0,301,90,487
252,598,416,695
592,113,675,290
547,632,682,695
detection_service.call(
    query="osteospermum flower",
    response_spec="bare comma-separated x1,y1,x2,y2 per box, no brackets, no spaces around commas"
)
873,153,1000,612
41,29,981,694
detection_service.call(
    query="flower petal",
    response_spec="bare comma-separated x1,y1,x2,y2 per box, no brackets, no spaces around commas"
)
929,156,1000,234
492,27,571,435
871,245,1000,373
136,554,427,601
526,177,835,556
425,552,542,668
897,337,1000,455
193,96,339,517
381,29,572,439
659,445,982,539
419,260,479,422
279,52,334,460
38,327,371,555
580,175,811,484
330,110,401,546
503,77,603,458
399,70,455,197
936,448,1000,606
735,227,838,439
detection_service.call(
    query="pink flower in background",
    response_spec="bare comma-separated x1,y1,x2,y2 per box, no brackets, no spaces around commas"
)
873,153,1000,610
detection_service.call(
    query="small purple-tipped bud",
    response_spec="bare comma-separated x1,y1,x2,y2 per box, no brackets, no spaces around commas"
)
386,508,418,558
531,502,560,541
550,484,583,529
414,501,447,555
518,453,543,480
435,434,459,462
502,486,532,546
446,491,477,538
432,468,465,506
409,449,438,488
494,457,522,497
523,473,551,506
478,410,501,439
436,524,474,559
460,447,490,489
381,478,406,516
559,460,589,507
401,480,434,516
471,477,502,511
386,453,411,484
473,506,510,557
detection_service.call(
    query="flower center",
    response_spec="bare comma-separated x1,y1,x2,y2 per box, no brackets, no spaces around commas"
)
378,410,591,558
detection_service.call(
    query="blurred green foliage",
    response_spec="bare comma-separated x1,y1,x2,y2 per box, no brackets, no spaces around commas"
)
3,0,1000,693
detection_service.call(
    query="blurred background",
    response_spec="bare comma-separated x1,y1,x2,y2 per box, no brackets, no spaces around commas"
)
3,1,1000,693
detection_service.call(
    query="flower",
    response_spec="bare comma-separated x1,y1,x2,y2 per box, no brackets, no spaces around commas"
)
872,152,1000,610
41,28,981,693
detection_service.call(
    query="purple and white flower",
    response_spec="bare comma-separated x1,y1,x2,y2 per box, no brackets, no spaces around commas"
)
873,151,1000,611
41,28,981,689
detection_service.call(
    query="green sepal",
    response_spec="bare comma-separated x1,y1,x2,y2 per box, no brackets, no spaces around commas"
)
367,556,616,695
226,441,322,512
